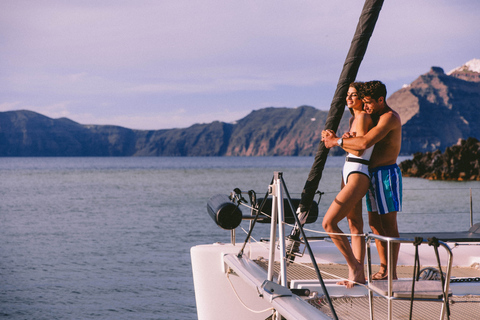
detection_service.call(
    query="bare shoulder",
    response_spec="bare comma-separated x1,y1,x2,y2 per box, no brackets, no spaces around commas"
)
379,108,401,127
355,112,371,120
355,111,373,125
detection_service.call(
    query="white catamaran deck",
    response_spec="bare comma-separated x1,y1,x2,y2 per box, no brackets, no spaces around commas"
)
254,256,480,319
192,236,480,320
193,172,480,319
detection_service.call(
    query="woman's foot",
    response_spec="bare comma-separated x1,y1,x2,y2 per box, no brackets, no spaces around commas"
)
337,265,366,289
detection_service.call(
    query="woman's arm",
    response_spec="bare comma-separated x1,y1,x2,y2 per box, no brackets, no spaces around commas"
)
342,112,373,156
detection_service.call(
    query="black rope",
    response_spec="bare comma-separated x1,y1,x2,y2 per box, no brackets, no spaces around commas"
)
315,190,325,204
409,237,423,320
232,188,247,210
246,190,257,232
233,188,247,204
428,237,451,319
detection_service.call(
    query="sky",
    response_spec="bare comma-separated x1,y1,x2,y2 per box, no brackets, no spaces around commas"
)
1,0,479,130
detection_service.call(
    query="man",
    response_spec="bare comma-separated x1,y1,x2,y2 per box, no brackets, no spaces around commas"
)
322,80,402,280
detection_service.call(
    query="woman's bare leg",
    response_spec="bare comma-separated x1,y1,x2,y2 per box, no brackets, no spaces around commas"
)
323,174,369,288
348,200,365,266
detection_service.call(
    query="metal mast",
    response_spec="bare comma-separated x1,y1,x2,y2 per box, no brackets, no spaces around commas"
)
298,0,385,213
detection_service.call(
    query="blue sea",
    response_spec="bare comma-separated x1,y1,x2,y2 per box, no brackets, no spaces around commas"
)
1,157,479,319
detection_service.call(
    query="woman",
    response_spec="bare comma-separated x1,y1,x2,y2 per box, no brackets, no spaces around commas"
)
321,82,374,288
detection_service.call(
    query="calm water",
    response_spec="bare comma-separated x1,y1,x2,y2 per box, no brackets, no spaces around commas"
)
1,157,479,319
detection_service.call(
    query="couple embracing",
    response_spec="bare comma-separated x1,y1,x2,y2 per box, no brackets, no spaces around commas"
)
321,80,403,288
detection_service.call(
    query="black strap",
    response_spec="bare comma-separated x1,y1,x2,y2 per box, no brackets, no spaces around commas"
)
345,157,370,165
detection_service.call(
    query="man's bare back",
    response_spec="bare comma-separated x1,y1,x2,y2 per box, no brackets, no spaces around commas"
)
368,107,402,168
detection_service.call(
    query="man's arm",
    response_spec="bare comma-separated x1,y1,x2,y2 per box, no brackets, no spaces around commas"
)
322,112,399,151
341,132,363,155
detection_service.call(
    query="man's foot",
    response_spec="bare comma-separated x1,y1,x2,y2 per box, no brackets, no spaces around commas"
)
371,271,398,280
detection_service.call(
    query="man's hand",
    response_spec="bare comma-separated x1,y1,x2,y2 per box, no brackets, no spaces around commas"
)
342,132,356,139
321,129,339,149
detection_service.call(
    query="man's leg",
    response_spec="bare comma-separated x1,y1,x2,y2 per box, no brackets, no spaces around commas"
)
368,210,398,279
380,211,399,279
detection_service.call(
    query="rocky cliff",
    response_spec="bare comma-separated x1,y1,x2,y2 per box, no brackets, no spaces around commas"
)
388,59,480,154
224,106,350,156
0,110,137,156
399,137,480,181
1,59,479,157
0,107,350,157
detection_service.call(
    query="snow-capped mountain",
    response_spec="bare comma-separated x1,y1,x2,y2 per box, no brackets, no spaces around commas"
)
388,60,480,153
447,58,480,82
448,58,480,74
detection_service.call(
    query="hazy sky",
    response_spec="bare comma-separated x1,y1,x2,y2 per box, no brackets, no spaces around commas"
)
1,0,478,130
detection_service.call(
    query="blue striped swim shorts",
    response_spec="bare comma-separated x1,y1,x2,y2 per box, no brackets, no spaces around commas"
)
366,163,403,215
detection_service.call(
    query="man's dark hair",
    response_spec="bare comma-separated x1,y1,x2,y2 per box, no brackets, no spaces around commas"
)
364,80,387,101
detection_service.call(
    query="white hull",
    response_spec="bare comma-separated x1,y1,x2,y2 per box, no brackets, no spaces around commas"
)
191,239,480,319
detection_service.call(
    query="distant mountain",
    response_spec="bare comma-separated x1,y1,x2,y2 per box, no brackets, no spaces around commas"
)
0,110,138,156
448,58,480,82
0,107,350,157
1,59,479,157
224,107,350,156
388,59,480,154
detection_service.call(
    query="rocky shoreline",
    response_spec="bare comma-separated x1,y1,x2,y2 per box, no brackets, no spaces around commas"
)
399,137,480,181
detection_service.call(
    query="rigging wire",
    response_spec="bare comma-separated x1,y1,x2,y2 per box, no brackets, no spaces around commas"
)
237,212,370,289
238,201,366,237
228,183,480,296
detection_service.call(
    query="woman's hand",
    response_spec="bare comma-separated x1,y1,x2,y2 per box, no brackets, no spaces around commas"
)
321,130,339,148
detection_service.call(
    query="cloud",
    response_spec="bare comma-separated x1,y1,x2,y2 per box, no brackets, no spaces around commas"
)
0,0,479,130
1,1,358,85
0,100,75,118
66,107,250,131
128,71,322,95
0,102,23,112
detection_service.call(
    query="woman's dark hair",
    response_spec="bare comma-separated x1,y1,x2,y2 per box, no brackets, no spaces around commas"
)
347,82,364,116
